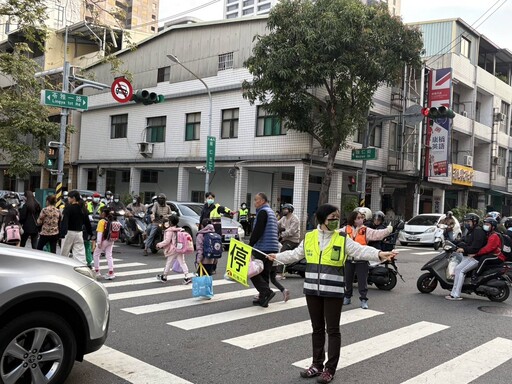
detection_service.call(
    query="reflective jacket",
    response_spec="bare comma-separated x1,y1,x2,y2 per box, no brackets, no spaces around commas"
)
239,208,249,221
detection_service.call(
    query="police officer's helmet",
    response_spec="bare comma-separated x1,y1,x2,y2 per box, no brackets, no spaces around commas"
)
282,203,294,213
463,213,480,225
373,210,385,221
483,217,498,229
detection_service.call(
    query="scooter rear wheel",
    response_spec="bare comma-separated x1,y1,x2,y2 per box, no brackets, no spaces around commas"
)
417,273,438,293
375,272,397,291
487,284,510,302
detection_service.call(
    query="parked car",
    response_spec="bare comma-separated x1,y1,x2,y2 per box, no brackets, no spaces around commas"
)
398,213,461,246
0,245,110,383
167,201,245,246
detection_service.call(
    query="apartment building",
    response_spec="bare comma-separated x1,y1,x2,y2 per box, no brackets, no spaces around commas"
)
224,0,401,19
410,18,512,215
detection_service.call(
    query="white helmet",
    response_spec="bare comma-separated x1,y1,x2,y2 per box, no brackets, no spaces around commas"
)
354,207,372,221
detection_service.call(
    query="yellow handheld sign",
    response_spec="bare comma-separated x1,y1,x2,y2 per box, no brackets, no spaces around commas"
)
226,238,252,287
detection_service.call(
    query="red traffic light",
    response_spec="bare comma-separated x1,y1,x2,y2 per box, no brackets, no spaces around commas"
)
348,176,356,184
421,107,430,117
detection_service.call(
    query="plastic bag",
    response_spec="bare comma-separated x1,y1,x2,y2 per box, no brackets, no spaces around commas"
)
248,259,264,278
172,259,183,273
446,252,463,280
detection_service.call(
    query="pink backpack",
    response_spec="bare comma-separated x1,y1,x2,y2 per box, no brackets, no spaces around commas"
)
175,230,194,254
5,223,21,244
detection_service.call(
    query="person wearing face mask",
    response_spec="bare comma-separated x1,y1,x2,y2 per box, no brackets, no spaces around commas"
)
108,193,126,213
445,213,486,300
268,204,397,384
126,195,145,233
143,193,173,256
87,192,105,216
341,209,393,309
199,192,233,236
278,203,300,251
238,202,251,237
101,191,113,206
471,218,506,281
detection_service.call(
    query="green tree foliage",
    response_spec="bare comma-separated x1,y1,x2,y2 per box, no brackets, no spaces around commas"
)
243,0,423,205
0,0,59,177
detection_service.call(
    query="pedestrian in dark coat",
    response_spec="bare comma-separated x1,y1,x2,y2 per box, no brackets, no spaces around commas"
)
19,190,41,249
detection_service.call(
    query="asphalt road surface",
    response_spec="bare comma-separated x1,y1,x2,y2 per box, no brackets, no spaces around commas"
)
65,242,512,384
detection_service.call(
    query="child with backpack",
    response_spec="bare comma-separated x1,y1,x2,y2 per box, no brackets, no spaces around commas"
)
156,215,193,284
0,208,23,246
196,219,223,276
92,208,117,280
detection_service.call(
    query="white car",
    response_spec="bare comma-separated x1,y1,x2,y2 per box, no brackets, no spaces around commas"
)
398,213,461,246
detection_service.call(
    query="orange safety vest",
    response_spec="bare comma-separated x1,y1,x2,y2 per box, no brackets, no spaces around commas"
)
346,226,367,246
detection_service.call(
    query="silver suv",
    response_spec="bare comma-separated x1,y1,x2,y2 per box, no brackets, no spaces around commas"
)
0,245,110,384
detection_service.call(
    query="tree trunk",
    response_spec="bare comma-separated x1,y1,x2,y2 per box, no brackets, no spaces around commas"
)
318,141,341,206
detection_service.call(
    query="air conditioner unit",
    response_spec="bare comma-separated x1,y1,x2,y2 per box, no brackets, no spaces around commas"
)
462,111,468,117
494,112,506,122
492,156,499,165
137,142,154,158
463,155,473,167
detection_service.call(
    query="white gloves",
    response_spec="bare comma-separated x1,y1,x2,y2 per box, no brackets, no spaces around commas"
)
387,224,393,233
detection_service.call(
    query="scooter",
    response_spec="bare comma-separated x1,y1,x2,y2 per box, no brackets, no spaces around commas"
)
433,223,446,250
124,211,146,248
112,209,127,242
417,241,512,302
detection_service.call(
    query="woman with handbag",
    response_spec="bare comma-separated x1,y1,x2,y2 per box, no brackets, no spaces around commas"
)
268,204,397,384
19,190,41,249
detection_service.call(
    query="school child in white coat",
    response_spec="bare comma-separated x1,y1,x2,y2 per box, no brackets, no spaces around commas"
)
156,215,192,284
93,208,116,280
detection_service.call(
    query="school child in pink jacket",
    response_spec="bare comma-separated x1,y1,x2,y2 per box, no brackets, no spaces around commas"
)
93,208,116,280
156,215,192,284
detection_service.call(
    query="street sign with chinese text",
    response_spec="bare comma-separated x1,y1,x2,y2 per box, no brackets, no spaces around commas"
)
41,90,89,110
206,136,216,172
351,148,377,161
226,239,252,287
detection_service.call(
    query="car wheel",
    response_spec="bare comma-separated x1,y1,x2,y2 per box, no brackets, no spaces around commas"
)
0,311,77,384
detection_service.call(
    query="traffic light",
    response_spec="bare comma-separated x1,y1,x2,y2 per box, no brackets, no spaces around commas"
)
348,175,357,192
44,145,58,170
131,90,165,105
421,106,455,119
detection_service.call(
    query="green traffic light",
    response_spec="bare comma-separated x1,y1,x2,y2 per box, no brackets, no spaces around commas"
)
132,90,165,105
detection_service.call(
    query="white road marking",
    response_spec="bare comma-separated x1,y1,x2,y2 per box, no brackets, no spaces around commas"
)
292,321,449,370
168,297,307,330
103,274,186,288
411,251,439,255
105,262,146,269
85,345,193,384
113,268,163,277
223,308,383,350
108,279,234,301
123,288,259,314
401,337,512,384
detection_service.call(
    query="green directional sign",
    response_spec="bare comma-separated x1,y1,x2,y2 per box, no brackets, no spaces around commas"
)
41,90,89,110
351,148,377,161
206,136,216,173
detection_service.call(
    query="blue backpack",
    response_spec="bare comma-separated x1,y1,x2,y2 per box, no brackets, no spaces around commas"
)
203,232,223,259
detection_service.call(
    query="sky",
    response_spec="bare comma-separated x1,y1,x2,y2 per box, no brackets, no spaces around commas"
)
159,0,512,50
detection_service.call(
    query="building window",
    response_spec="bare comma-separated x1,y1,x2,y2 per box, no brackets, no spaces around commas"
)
56,5,65,27
501,101,510,134
227,4,239,12
460,36,470,59
157,66,170,83
226,13,238,19
111,114,128,139
121,171,130,183
388,122,397,151
256,107,286,136
498,147,507,176
185,112,201,141
355,122,382,148
221,108,239,139
141,170,159,183
243,8,254,15
508,150,512,178
227,0,238,3
146,116,166,143
142,191,155,204
258,3,271,12
452,92,461,114
243,0,255,6
191,191,205,203
218,52,234,71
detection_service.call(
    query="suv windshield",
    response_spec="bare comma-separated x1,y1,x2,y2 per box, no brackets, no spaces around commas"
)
179,204,202,217
408,215,440,226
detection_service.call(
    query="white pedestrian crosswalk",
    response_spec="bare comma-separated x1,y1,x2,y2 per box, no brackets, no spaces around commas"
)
88,256,512,384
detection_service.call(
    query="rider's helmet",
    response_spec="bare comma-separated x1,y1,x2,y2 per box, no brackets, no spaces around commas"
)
133,195,140,203
355,207,372,221
105,190,112,198
157,193,167,206
463,213,480,226
282,203,294,213
373,210,385,222
483,217,498,231
486,211,502,223
504,217,512,229
446,211,453,217
113,193,120,202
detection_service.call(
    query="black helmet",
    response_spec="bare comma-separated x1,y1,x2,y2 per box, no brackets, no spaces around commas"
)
446,211,453,217
282,203,294,213
483,217,498,229
486,211,502,223
463,213,480,225
105,190,112,196
157,193,167,205
504,217,512,229
113,193,120,200
373,210,385,221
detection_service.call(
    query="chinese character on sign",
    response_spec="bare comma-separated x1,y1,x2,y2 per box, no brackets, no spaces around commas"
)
230,244,248,272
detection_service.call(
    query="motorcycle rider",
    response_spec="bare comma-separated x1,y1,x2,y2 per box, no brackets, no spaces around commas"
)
101,190,113,206
143,193,173,256
439,211,456,242
278,203,300,251
485,211,506,234
446,213,487,300
341,208,393,309
366,211,387,250
126,195,145,233
470,218,506,282
108,193,126,212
